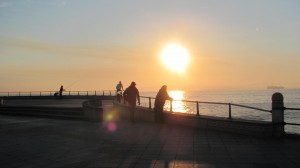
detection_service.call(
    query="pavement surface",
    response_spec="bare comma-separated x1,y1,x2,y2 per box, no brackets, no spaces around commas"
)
1,100,300,168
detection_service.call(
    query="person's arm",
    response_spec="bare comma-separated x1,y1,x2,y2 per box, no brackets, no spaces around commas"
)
166,92,173,101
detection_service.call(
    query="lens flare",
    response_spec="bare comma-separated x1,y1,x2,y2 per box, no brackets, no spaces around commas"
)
105,113,113,121
107,122,117,132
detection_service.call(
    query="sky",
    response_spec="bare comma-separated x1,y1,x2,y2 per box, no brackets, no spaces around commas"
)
1,0,300,92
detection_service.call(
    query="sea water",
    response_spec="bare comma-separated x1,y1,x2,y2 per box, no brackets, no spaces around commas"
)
140,89,300,134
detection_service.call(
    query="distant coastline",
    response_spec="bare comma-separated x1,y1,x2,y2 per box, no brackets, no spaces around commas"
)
267,86,285,89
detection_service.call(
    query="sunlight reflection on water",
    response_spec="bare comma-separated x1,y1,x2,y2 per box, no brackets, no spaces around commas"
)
165,90,188,113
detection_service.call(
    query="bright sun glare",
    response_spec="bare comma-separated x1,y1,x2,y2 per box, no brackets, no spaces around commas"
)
169,90,184,100
167,90,187,113
160,43,191,73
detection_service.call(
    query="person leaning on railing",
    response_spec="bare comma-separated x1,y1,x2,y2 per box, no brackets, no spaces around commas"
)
154,85,173,123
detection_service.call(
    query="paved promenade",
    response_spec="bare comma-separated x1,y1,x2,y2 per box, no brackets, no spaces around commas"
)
1,101,300,168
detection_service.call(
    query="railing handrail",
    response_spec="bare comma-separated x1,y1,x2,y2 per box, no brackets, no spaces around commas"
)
141,95,300,128
1,92,272,114
3,91,299,129
0,90,116,97
285,107,300,111
0,90,115,93
231,103,271,113
140,95,271,113
283,107,300,127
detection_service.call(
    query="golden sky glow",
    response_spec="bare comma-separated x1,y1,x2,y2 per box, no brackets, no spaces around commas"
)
0,1,300,92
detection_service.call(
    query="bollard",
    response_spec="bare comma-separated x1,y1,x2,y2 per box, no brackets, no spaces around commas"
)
272,92,285,137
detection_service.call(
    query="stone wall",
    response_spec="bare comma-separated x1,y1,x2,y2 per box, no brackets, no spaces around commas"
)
82,99,103,122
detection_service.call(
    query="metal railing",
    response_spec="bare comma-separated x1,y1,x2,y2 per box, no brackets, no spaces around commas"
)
140,96,271,119
0,90,116,97
284,107,300,126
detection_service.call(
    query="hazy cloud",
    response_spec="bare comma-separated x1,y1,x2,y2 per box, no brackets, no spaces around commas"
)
0,1,12,8
0,36,152,62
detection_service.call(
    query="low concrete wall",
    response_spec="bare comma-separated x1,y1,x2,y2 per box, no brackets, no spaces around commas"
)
114,101,273,137
116,103,156,122
82,99,103,122
1,96,115,100
0,99,104,122
165,113,273,137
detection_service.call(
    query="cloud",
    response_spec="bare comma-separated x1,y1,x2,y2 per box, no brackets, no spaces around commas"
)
20,0,67,7
46,0,67,7
57,1,67,7
0,36,152,62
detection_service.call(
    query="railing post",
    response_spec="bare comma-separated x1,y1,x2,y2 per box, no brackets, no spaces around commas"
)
170,100,173,113
149,97,152,109
272,92,285,137
228,103,232,119
196,101,199,116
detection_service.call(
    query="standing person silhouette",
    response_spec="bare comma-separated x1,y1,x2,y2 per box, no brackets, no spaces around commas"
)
116,81,123,92
123,82,140,122
116,81,124,103
154,85,173,123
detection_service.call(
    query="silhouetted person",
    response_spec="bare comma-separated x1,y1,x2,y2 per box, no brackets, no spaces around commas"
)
116,81,123,92
116,81,124,103
59,85,64,98
123,82,140,122
154,85,173,123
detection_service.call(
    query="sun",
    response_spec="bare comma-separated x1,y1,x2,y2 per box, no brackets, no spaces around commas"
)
160,43,191,74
